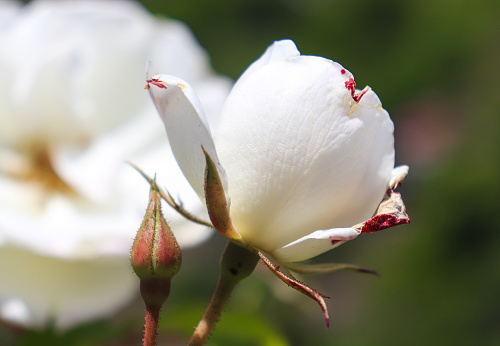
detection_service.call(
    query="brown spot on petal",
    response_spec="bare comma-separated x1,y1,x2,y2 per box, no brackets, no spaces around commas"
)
177,82,186,92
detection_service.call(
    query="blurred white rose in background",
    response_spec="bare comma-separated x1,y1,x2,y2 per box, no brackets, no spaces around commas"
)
0,0,231,329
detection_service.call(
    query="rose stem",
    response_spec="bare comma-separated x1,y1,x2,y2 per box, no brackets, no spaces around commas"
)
188,241,259,345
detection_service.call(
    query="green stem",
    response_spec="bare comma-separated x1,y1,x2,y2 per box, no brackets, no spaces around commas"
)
188,241,259,346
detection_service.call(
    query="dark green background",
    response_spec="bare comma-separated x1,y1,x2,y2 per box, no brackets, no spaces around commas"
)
7,0,500,345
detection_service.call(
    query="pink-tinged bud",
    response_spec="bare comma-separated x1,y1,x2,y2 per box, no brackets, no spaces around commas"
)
131,181,182,280
131,181,182,306
131,181,182,346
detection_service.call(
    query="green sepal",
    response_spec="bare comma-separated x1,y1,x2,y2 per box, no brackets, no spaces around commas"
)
203,147,242,242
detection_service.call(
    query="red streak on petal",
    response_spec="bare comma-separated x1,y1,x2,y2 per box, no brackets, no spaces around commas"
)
344,77,369,103
345,78,356,97
352,86,370,103
146,78,167,89
361,214,410,234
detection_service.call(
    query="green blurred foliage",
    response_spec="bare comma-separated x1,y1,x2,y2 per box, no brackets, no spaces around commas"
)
5,0,500,344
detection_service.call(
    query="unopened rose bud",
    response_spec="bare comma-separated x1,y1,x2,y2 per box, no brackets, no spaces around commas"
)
131,180,182,345
131,180,182,308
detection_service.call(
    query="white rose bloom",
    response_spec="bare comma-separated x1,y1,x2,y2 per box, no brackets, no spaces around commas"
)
147,40,409,265
0,0,231,329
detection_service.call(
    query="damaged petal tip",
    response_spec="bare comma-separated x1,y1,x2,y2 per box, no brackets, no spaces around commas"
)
351,188,410,235
358,190,410,234
361,213,410,234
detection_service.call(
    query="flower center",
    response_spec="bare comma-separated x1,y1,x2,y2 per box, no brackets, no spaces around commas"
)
2,144,76,197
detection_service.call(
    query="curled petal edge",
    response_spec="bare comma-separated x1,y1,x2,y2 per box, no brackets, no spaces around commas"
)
389,165,409,189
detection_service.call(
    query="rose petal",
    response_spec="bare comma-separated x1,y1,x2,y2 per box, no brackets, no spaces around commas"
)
272,228,360,263
239,39,300,80
147,75,229,205
216,42,394,252
389,165,409,189
0,247,137,329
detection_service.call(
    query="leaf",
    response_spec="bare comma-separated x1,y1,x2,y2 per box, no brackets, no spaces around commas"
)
285,262,379,276
128,161,213,228
258,252,330,328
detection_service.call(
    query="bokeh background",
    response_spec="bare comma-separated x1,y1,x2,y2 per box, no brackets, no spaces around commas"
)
3,0,500,344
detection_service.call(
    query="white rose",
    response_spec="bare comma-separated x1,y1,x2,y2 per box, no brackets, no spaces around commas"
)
147,39,408,264
0,0,231,329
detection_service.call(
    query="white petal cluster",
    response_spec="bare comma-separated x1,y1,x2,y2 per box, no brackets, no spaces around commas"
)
0,0,231,329
149,40,407,263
